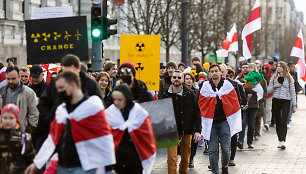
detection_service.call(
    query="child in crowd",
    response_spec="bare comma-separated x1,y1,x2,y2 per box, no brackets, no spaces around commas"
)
242,63,264,109
0,104,35,174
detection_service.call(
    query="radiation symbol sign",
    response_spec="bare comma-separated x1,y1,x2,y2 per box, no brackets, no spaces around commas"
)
136,42,145,52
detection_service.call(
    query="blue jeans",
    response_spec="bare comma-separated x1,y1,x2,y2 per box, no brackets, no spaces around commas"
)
238,109,257,144
57,165,97,174
208,121,231,174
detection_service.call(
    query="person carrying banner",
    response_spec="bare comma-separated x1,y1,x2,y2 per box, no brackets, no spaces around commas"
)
25,71,116,174
199,64,242,174
162,70,201,174
106,84,156,174
0,104,35,174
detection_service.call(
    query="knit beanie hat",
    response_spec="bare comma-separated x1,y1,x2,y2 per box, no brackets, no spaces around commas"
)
198,72,207,80
166,61,177,69
119,62,136,76
1,104,20,121
178,63,186,68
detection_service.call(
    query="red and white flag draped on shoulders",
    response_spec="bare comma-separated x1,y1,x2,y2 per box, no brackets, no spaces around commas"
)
198,80,242,140
105,103,156,174
34,96,116,172
290,29,306,82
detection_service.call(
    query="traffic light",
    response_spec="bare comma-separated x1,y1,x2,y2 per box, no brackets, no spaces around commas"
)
102,17,117,39
91,5,102,39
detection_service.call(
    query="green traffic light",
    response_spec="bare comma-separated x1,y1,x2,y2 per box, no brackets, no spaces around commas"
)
92,28,101,38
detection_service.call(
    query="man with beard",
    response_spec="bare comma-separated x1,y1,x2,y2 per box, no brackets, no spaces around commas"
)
236,62,258,149
158,61,176,99
116,62,153,103
34,54,102,167
164,70,201,174
0,66,39,133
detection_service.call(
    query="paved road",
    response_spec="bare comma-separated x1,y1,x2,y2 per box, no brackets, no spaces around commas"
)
152,94,306,174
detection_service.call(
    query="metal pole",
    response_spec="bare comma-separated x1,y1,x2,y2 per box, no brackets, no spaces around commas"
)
181,0,189,65
91,1,106,72
275,0,279,59
225,0,231,63
265,0,269,60
283,5,287,62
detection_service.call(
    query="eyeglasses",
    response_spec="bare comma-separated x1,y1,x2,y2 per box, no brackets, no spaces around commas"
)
262,68,268,70
120,68,132,74
172,76,182,79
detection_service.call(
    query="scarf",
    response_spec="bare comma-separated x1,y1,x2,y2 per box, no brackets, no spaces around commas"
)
199,80,242,140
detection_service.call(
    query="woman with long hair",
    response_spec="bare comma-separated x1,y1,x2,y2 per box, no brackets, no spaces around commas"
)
192,63,204,82
267,61,296,149
96,72,112,107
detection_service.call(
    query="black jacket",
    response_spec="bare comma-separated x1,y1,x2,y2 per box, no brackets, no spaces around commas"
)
227,78,247,106
28,80,49,98
237,75,258,108
131,79,154,103
36,71,102,136
163,85,201,135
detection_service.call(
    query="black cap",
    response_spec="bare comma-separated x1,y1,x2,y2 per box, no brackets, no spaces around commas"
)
30,65,43,78
160,62,166,68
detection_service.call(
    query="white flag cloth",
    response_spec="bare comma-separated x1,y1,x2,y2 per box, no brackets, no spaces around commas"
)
290,28,306,82
241,0,261,59
216,23,238,58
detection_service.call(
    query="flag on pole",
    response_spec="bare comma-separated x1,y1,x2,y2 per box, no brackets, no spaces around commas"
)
216,23,238,58
290,29,306,81
241,0,261,59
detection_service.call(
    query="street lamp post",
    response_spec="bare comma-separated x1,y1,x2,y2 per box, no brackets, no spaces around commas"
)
181,0,189,65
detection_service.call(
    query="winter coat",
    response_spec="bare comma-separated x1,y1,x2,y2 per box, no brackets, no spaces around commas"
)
262,63,274,98
163,85,202,135
244,70,264,85
28,80,49,98
256,78,267,118
237,75,258,109
267,75,296,106
0,84,39,132
158,72,172,99
227,78,247,106
131,79,154,103
36,71,102,136
0,125,35,174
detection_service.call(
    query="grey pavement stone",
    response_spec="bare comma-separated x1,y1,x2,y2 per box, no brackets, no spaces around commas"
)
152,95,306,174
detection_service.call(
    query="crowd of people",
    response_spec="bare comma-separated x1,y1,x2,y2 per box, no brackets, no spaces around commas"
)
0,54,301,174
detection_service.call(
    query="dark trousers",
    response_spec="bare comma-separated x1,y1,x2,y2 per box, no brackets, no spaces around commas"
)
230,133,237,160
272,98,290,141
255,117,262,136
190,134,198,162
239,109,257,144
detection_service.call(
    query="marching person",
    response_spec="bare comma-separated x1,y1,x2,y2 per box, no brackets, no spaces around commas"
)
158,61,177,99
0,104,35,174
28,65,49,98
0,65,39,133
106,84,156,174
262,63,273,130
162,70,201,174
19,67,31,86
96,72,112,107
25,71,116,174
116,62,154,103
199,64,242,174
0,61,7,88
103,61,118,89
267,61,296,149
35,54,102,159
219,63,246,166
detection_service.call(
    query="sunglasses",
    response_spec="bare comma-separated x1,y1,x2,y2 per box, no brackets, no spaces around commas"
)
172,76,182,79
262,68,268,70
160,67,166,69
120,68,132,74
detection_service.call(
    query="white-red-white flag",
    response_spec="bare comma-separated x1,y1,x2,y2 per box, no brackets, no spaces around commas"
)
216,23,238,57
290,29,306,81
242,0,261,59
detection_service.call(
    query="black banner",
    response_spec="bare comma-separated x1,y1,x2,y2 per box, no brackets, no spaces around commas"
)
25,16,89,64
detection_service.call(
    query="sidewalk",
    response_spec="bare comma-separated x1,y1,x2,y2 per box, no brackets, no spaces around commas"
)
152,94,306,174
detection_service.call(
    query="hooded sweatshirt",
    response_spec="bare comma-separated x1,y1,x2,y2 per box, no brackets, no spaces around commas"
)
262,63,273,98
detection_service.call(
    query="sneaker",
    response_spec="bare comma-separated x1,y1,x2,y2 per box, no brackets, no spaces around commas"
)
208,164,211,169
203,148,209,155
189,159,194,168
248,144,254,148
264,124,269,131
280,141,286,149
287,124,290,129
277,141,282,148
242,104,248,111
237,141,243,149
229,160,236,166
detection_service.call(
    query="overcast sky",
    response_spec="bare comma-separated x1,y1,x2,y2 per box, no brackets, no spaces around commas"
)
294,0,306,24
